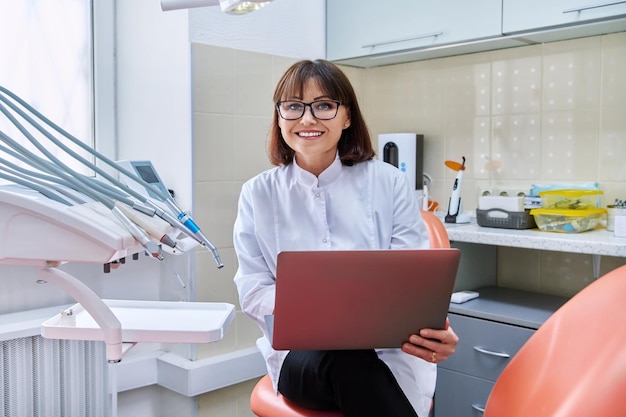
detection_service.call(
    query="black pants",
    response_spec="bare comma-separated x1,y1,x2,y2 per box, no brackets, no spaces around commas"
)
278,350,419,417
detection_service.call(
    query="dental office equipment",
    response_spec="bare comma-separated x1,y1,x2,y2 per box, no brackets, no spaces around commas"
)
445,156,470,224
0,86,233,366
0,85,222,268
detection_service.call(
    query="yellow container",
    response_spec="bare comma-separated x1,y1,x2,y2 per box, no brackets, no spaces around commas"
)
539,189,603,210
530,208,607,233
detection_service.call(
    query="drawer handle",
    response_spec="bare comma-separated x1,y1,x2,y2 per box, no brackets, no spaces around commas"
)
563,1,626,13
472,403,486,413
362,32,443,49
473,346,511,358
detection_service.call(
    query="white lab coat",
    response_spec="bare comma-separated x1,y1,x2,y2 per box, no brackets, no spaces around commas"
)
233,155,434,417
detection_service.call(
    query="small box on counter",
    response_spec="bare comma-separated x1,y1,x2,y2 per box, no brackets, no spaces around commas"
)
530,208,606,233
479,196,524,212
476,208,536,229
614,215,626,238
539,189,603,210
477,196,535,229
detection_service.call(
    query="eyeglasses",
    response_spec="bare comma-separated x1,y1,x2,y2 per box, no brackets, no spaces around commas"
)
276,100,342,120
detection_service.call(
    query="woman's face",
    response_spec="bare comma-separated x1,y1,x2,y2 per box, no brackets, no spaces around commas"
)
278,79,351,175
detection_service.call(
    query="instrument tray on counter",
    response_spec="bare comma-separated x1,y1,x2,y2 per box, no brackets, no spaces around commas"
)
476,208,536,230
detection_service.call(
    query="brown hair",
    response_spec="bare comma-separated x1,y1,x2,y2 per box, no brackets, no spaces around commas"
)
268,59,375,166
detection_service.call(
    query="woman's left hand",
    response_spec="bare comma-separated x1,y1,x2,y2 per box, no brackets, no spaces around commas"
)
401,318,458,364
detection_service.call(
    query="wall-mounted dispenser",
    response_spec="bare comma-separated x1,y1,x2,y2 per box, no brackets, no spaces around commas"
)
377,133,424,192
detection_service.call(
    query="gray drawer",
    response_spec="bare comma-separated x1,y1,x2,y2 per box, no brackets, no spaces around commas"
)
440,313,534,381
434,368,493,417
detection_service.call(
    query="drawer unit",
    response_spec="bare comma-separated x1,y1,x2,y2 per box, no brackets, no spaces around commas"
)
440,314,534,381
435,369,493,417
433,287,568,417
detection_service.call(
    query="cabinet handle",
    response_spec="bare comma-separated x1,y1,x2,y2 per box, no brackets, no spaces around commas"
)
362,32,443,49
563,1,626,14
472,403,486,413
473,345,511,358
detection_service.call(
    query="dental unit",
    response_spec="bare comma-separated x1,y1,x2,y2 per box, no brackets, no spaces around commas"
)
0,86,232,365
0,85,222,268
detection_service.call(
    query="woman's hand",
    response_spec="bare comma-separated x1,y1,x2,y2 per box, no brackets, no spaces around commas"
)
401,318,458,364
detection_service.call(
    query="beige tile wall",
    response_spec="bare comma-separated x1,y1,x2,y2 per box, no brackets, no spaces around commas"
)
192,32,626,416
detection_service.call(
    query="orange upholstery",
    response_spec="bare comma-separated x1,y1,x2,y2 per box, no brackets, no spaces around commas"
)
249,210,449,416
484,264,626,417
420,210,450,249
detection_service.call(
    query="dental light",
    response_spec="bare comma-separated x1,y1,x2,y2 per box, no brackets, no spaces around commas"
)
160,0,272,14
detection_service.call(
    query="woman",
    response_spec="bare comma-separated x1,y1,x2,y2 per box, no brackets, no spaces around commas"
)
233,59,458,417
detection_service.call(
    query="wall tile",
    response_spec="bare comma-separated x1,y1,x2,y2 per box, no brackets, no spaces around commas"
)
193,44,234,114
538,251,596,297
443,53,491,117
193,181,241,249
195,247,239,305
194,113,236,182
233,50,274,117
542,37,602,111
601,32,626,108
233,115,273,181
497,247,541,292
491,45,542,115
541,110,600,181
598,106,626,184
492,113,542,180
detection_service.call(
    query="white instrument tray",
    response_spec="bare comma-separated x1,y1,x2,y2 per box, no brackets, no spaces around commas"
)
41,299,235,344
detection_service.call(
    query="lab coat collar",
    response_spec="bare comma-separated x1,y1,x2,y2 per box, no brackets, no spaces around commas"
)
293,153,342,187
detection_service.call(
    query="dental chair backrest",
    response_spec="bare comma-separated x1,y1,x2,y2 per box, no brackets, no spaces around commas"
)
484,264,626,417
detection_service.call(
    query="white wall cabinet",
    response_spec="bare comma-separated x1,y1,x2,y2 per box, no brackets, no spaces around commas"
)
503,0,626,34
327,0,503,65
327,0,626,67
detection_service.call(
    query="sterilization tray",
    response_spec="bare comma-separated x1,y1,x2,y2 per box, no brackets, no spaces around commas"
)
41,299,235,344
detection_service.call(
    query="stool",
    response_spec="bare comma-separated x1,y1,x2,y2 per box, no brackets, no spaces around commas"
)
250,374,343,417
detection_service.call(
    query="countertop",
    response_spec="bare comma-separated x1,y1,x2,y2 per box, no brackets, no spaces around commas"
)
444,222,626,258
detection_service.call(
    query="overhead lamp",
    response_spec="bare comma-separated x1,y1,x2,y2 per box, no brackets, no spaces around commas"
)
161,0,272,15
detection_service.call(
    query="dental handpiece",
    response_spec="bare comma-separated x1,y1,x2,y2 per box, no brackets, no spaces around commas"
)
111,206,163,261
114,202,178,249
176,211,223,268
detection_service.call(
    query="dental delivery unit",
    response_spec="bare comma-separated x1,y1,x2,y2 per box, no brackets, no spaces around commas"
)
0,86,231,363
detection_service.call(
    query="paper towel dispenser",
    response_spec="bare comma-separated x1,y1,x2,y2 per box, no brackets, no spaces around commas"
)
377,133,424,190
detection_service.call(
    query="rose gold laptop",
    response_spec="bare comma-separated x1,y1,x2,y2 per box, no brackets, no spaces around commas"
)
269,248,461,351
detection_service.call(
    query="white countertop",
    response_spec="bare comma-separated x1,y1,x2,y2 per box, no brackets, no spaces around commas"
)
445,223,626,258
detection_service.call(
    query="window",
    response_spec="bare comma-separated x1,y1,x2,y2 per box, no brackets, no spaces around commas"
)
0,0,93,178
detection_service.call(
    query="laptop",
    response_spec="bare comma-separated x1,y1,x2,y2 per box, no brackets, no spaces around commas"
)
269,248,461,351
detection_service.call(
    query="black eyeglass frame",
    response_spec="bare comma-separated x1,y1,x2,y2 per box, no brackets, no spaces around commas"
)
276,99,342,120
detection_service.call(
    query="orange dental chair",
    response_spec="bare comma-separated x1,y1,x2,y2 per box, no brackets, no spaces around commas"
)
483,263,626,417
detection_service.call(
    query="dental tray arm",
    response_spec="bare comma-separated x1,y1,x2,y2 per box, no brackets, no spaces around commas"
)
37,265,124,362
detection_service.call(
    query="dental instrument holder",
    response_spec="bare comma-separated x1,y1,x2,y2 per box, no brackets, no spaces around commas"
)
0,185,234,363
445,157,469,224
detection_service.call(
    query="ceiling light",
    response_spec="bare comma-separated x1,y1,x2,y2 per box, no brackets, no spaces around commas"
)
161,0,272,15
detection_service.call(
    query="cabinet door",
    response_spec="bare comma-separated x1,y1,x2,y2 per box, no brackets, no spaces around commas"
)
503,0,626,34
434,369,493,417
327,0,502,61
440,314,534,382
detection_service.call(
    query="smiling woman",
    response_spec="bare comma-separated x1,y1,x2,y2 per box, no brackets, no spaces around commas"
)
0,0,93,178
